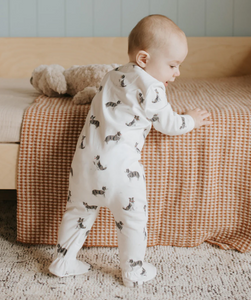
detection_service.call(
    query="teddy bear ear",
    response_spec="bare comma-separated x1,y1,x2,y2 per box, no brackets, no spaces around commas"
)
45,65,67,94
30,65,48,88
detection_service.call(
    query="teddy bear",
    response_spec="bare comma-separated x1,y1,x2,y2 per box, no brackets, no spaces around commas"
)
30,63,120,105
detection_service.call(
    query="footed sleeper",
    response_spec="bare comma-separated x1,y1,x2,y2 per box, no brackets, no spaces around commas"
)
49,63,194,286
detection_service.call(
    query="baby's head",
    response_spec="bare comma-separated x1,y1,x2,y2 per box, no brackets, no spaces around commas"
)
128,15,188,87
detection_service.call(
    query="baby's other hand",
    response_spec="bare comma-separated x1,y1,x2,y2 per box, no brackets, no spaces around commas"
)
185,108,213,129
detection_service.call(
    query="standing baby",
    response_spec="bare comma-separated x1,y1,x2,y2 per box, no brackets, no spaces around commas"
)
49,14,212,287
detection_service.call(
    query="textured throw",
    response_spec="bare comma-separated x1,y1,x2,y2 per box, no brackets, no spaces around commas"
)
17,76,251,252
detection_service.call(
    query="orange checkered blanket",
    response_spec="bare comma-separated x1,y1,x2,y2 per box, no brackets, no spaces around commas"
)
17,76,251,252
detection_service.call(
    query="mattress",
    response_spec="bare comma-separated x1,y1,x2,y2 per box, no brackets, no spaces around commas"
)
0,78,39,142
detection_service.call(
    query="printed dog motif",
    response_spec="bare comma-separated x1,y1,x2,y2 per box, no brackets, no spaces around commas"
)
115,221,124,231
123,197,135,211
152,89,161,103
143,227,147,240
105,100,121,109
126,115,140,127
143,129,148,140
138,92,145,104
147,114,159,122
105,132,121,144
83,202,98,211
180,116,186,129
76,217,86,229
67,190,72,202
93,155,107,170
119,75,127,87
129,259,143,270
126,169,140,181
92,186,107,197
80,135,86,149
141,267,147,276
57,244,67,256
135,143,141,153
90,115,100,129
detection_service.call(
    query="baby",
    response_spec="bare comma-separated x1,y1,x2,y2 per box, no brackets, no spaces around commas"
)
49,14,212,287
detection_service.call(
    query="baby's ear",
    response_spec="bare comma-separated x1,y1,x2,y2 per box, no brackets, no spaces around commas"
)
136,50,150,68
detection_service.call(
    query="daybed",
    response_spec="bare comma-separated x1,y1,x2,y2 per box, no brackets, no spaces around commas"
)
1,37,251,252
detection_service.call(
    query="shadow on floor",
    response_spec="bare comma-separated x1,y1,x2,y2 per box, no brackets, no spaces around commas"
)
0,190,17,244
0,189,17,201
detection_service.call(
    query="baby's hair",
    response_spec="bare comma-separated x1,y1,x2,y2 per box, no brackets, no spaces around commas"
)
128,14,184,55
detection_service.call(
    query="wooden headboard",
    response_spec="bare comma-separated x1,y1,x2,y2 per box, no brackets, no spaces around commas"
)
0,37,251,78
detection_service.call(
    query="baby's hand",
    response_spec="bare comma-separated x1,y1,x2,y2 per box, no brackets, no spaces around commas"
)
185,108,213,129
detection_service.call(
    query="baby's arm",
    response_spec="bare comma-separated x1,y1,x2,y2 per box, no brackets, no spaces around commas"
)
144,84,212,136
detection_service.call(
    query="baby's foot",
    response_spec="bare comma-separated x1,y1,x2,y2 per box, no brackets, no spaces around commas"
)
122,262,156,288
49,258,91,277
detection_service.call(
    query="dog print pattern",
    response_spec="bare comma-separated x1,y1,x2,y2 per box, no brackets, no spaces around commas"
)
126,116,140,127
76,217,86,229
104,132,121,144
123,197,135,211
90,115,100,129
126,169,140,181
105,100,121,109
93,155,107,170
57,244,67,256
92,187,107,197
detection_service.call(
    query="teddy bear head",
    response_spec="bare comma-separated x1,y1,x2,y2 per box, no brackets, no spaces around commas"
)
30,64,67,97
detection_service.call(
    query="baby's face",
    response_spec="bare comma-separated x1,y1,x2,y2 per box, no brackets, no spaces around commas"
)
144,35,188,87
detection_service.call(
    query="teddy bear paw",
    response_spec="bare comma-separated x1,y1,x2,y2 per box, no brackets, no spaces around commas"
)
72,87,98,105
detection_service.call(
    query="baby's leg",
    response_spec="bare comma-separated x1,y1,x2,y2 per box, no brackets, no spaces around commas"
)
49,198,100,277
111,199,156,287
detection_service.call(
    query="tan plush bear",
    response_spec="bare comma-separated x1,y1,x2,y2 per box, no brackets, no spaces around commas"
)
30,63,120,105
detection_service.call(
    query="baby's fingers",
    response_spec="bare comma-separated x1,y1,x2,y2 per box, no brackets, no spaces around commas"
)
201,112,211,119
202,120,213,126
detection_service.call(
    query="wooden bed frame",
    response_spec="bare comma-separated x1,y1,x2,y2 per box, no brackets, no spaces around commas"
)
1,37,251,190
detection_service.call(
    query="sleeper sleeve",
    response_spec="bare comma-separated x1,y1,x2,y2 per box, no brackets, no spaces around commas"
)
144,83,195,136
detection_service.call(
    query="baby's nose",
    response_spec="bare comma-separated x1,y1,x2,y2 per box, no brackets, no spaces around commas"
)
174,67,180,77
